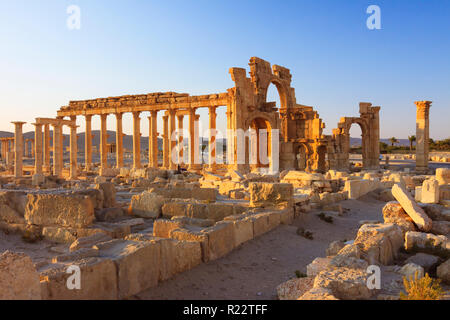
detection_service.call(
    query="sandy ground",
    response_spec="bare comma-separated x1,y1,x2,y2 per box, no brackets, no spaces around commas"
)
135,194,386,300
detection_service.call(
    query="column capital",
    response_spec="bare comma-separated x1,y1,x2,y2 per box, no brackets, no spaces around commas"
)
150,110,158,117
11,121,26,127
115,112,123,119
31,123,43,129
132,111,141,118
208,106,217,114
415,100,432,109
85,114,93,121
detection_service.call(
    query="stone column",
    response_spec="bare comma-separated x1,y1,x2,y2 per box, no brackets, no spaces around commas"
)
162,115,169,168
115,113,124,168
31,140,35,158
132,112,141,169
12,122,25,178
149,110,158,168
177,114,184,165
415,101,432,173
371,106,381,168
33,123,43,175
226,109,234,167
168,110,177,170
208,106,217,171
24,140,28,158
188,109,201,171
69,117,78,179
85,115,93,171
52,123,62,177
43,124,51,172
100,114,108,171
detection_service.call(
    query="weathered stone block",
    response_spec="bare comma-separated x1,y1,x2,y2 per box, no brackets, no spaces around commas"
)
405,231,450,256
354,223,403,265
229,216,254,247
95,182,116,208
25,194,95,228
0,251,41,300
306,257,332,277
130,191,166,218
201,221,235,261
437,259,450,284
421,179,440,204
0,191,27,224
436,168,450,185
249,182,293,208
170,228,210,262
313,267,372,300
153,219,185,238
40,257,117,300
95,239,161,299
277,277,314,300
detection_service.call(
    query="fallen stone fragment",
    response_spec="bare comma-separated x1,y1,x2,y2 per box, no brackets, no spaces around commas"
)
405,253,440,272
392,184,432,232
404,231,449,257
277,277,314,300
400,263,424,279
437,259,450,284
298,287,338,300
313,267,373,300
306,257,331,277
382,201,417,235
354,223,403,265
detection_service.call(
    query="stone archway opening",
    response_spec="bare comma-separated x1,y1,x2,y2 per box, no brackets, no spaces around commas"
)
349,122,364,167
295,144,308,171
249,117,272,170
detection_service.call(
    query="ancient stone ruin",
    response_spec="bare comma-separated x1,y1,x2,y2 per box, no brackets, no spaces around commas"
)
0,57,449,300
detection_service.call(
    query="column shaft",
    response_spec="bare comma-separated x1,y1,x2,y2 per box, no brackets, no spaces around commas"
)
33,124,43,175
133,112,141,169
188,110,200,170
177,115,184,165
208,107,217,171
168,110,177,170
43,124,51,171
85,115,93,171
115,113,124,168
415,101,432,172
149,111,158,168
12,122,25,178
69,117,78,179
100,114,108,171
162,115,169,168
53,124,62,177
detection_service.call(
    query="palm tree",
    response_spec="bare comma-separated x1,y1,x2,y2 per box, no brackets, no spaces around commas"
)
389,137,399,147
408,135,416,151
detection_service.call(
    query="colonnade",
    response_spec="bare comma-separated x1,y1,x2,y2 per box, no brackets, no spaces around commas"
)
76,106,218,173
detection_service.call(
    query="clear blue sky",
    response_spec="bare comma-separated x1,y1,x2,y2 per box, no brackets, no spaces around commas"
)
0,0,449,140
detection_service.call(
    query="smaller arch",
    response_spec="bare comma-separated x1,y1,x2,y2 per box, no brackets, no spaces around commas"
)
263,78,289,109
